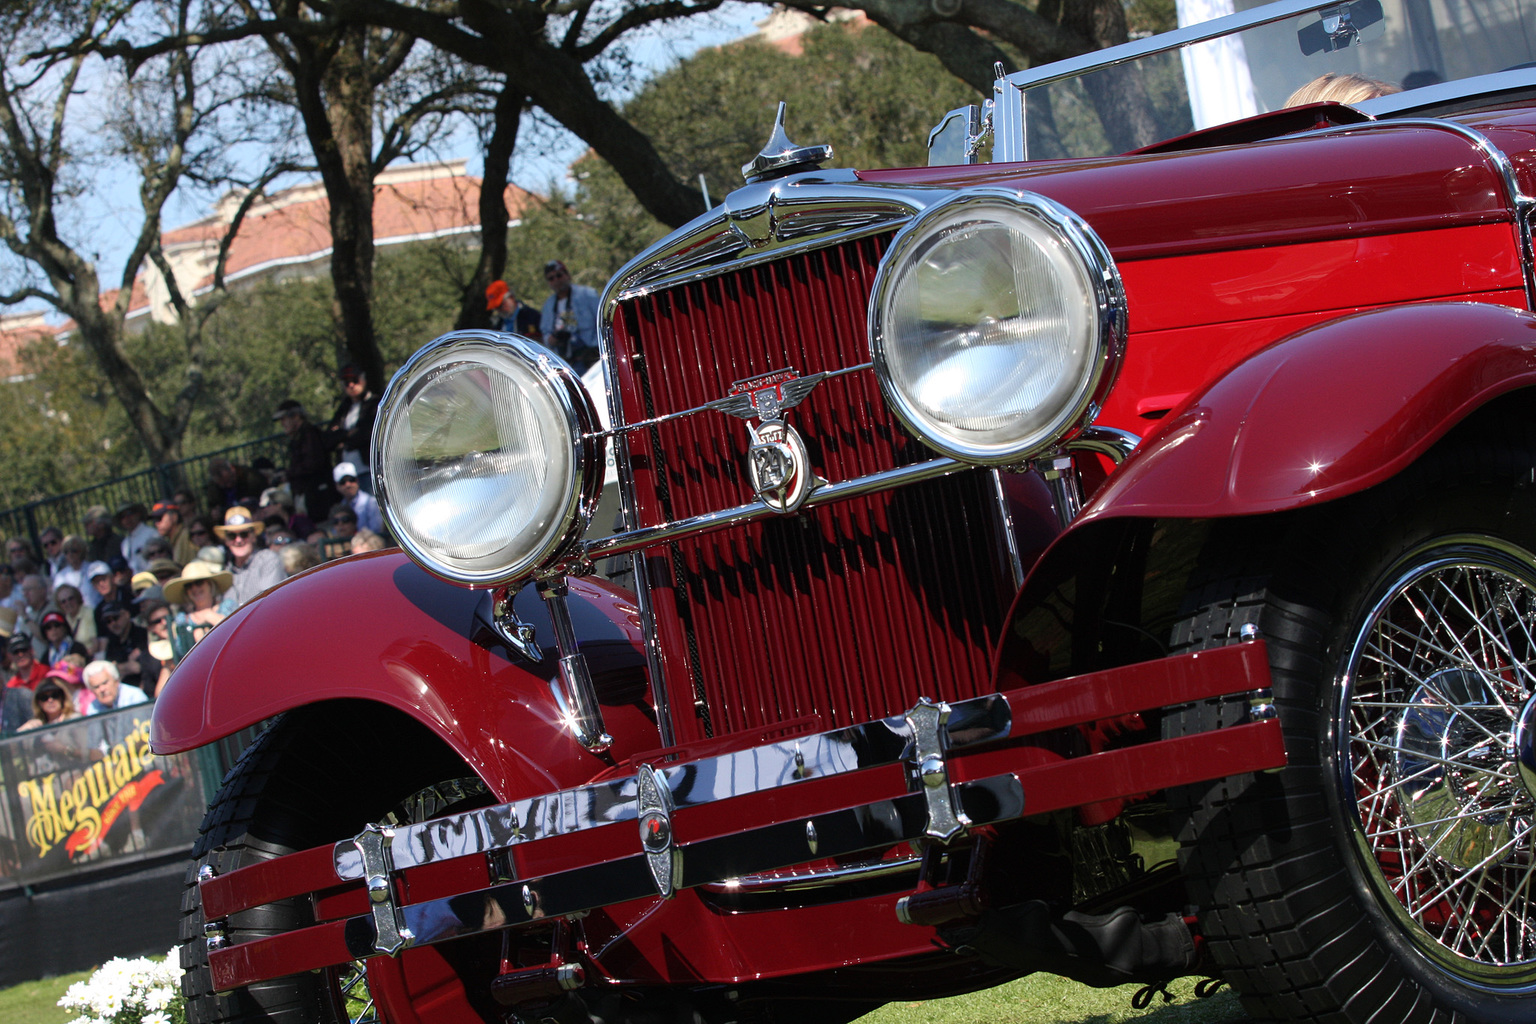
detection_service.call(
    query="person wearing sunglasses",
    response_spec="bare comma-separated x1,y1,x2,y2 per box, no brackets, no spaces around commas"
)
96,599,159,695
539,259,600,373
214,506,285,612
38,527,64,576
17,672,81,731
38,611,87,667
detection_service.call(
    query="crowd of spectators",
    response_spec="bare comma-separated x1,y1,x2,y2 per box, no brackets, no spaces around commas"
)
0,370,390,735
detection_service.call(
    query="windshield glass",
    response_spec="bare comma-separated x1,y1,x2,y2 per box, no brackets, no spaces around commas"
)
1005,0,1536,160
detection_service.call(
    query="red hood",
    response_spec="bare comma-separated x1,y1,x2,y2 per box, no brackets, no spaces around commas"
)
859,109,1532,261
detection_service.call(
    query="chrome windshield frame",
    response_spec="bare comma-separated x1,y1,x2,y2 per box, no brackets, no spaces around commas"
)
994,0,1398,162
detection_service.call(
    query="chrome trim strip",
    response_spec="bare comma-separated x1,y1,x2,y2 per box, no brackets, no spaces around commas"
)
579,457,973,562
702,853,922,895
988,468,1026,590
349,775,1024,957
587,363,874,440
1065,425,1141,464
333,691,1013,880
1356,67,1536,121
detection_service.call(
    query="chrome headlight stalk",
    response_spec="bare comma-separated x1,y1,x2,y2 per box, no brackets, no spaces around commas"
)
373,330,604,588
868,188,1127,466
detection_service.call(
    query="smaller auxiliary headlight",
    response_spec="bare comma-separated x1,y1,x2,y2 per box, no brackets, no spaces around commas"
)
372,331,603,587
868,188,1126,465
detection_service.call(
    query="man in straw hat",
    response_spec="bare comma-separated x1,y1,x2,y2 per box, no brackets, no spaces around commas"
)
216,506,285,610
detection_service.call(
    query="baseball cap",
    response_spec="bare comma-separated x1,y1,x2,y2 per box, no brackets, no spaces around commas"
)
486,280,509,310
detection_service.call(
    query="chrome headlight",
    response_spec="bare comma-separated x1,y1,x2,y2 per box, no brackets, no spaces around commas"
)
869,189,1126,464
373,331,602,587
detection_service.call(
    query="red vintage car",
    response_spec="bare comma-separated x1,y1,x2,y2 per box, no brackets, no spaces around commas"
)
155,3,1536,1023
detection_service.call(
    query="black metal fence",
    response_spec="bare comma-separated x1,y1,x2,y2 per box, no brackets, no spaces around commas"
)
0,434,288,554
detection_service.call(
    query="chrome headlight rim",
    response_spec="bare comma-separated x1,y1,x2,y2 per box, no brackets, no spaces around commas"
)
867,187,1127,466
372,330,603,588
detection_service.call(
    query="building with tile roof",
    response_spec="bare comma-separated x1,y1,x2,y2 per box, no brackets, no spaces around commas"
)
138,158,535,327
2,159,531,377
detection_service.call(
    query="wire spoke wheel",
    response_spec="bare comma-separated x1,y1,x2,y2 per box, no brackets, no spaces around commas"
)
1339,539,1536,986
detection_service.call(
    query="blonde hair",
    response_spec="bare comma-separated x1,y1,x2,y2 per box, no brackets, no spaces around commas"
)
280,542,322,576
350,530,387,554
1286,72,1400,107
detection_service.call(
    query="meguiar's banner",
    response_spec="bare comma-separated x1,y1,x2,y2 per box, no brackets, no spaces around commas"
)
0,705,211,887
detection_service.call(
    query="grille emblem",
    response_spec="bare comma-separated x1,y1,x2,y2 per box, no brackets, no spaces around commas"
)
707,368,827,514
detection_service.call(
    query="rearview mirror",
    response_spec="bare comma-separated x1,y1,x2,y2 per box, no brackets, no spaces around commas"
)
1298,0,1384,55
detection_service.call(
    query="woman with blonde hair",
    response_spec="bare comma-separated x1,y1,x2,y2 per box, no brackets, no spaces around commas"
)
1286,72,1400,107
164,561,233,652
18,665,83,731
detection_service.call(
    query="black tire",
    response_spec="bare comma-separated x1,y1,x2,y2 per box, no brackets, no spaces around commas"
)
1164,431,1536,1023
179,704,493,1024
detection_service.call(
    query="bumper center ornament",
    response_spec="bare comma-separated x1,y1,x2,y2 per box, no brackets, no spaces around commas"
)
637,764,678,898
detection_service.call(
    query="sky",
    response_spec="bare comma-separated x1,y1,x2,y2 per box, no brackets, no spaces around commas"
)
13,3,769,321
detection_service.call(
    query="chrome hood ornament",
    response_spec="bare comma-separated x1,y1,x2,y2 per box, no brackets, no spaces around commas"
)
742,102,832,184
708,368,827,514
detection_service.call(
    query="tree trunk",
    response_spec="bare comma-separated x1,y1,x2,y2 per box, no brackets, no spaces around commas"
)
456,81,523,331
320,24,384,394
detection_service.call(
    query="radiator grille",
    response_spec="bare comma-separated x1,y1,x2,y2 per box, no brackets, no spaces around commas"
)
610,234,1014,744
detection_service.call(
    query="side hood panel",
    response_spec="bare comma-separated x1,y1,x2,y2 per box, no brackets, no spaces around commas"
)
860,120,1514,260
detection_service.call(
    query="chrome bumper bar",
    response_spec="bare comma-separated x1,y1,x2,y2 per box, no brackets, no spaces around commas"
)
199,641,1282,993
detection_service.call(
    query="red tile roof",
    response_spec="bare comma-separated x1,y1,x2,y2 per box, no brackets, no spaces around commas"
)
0,318,53,376
140,165,535,310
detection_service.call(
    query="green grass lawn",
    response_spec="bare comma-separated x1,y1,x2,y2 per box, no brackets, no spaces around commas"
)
1,969,1245,1024
0,969,92,1024
859,975,1245,1024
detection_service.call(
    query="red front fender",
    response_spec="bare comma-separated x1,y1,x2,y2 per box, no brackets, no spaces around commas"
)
1082,301,1536,521
995,301,1536,682
151,550,659,799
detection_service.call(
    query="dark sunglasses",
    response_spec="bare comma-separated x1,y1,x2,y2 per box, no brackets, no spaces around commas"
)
226,530,256,540
148,615,169,626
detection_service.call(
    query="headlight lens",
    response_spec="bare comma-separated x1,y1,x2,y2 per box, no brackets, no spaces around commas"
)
869,189,1125,464
373,331,601,586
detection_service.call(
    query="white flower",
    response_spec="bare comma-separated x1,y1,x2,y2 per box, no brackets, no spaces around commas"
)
58,951,185,1024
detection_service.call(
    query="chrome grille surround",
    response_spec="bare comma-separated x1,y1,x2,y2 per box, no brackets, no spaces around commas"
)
595,172,1022,748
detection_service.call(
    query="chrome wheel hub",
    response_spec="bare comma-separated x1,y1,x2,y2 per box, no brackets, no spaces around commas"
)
1342,542,1536,983
1394,669,1526,871
1518,693,1536,802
